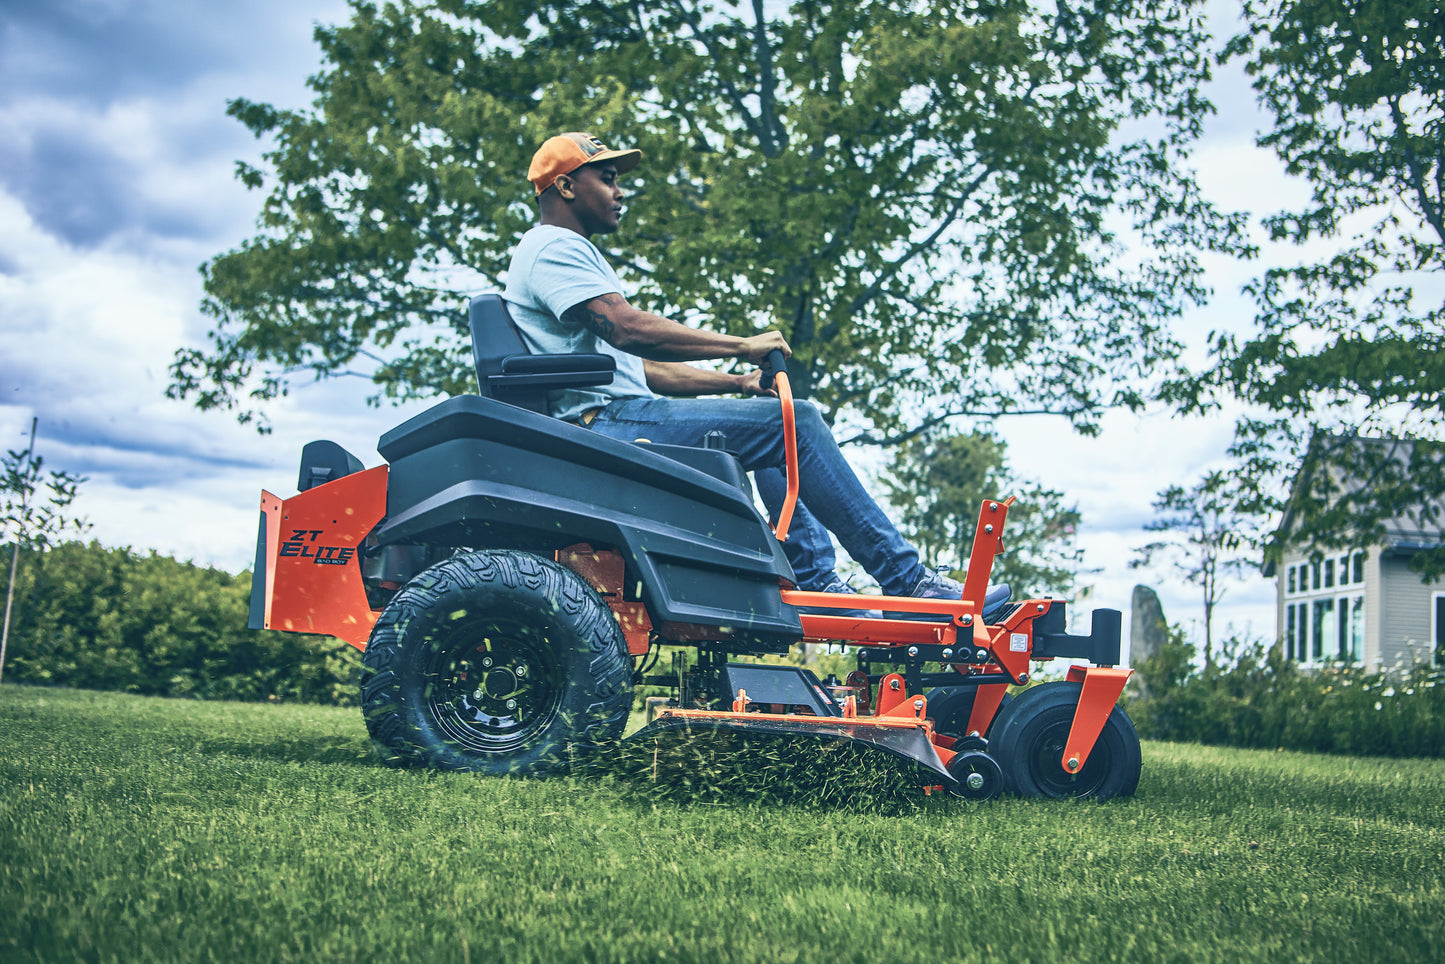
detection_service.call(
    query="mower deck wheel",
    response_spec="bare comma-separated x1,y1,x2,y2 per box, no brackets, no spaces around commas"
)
360,549,631,776
946,751,1004,801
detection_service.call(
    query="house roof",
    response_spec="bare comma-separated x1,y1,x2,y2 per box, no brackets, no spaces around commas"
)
1263,434,1445,577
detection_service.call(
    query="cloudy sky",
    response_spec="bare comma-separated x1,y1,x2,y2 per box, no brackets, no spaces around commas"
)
1,0,1298,650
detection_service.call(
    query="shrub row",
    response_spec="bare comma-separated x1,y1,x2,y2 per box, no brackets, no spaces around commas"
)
1,541,359,704
1126,635,1445,758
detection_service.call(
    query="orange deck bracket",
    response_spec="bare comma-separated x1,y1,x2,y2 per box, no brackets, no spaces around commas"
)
965,680,1010,737
873,672,911,716
961,497,1013,612
1061,666,1133,774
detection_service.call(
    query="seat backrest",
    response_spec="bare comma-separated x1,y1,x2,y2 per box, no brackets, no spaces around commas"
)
469,293,531,397
467,293,616,414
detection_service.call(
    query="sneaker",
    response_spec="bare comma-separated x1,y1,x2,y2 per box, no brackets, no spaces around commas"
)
796,576,883,619
901,567,1012,621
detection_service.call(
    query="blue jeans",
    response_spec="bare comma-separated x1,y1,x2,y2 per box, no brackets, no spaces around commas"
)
586,396,924,595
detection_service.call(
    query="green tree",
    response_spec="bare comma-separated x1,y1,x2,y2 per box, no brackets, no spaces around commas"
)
880,428,1085,596
1130,470,1254,668
174,0,1247,440
2,417,90,685
1,420,89,553
1171,0,1444,577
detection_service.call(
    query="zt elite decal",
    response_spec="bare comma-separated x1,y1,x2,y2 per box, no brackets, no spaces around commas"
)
280,528,356,566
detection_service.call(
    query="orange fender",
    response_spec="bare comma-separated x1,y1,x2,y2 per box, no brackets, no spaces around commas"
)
249,466,388,650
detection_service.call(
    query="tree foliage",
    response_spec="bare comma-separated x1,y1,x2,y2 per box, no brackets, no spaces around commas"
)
1171,0,1444,576
174,0,1247,440
1,542,358,705
880,428,1085,596
2,434,89,552
3,419,91,684
1130,470,1254,667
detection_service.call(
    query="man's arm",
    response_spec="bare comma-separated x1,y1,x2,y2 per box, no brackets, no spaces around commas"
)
562,293,788,365
643,360,775,397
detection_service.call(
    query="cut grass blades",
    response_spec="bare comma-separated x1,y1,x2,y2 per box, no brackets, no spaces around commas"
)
5,686,1445,963
586,726,934,812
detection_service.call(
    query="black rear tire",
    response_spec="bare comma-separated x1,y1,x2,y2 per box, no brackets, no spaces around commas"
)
990,681,1141,800
360,549,631,776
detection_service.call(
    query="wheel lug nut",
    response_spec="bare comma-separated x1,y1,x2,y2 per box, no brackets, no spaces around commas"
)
516,665,528,677
506,699,517,710
482,657,493,668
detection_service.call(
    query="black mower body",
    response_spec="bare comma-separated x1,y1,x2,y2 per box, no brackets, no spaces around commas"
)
372,392,801,649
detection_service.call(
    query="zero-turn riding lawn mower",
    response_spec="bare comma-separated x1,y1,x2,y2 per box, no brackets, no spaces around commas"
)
249,294,1142,801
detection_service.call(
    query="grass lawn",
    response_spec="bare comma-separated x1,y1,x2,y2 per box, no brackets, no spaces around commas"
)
2,685,1442,963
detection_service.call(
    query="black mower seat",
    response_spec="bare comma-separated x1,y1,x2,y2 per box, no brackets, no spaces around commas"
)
467,293,753,494
469,293,616,413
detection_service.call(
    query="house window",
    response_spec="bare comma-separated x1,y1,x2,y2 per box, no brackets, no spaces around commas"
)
1288,567,1296,594
1312,562,1321,590
1286,605,1298,659
1312,598,1329,659
1349,596,1364,663
1353,552,1364,584
1325,558,1335,588
1313,599,1334,660
1336,597,1347,659
1436,594,1445,667
1297,603,1309,661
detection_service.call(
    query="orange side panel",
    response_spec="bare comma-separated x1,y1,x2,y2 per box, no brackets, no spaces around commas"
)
259,490,283,630
264,465,388,651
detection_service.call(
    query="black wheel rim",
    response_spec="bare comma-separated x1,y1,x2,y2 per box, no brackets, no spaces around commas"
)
1026,718,1113,799
420,613,565,755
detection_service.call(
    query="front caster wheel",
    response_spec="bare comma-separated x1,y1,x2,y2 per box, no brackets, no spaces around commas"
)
990,682,1141,800
360,549,632,777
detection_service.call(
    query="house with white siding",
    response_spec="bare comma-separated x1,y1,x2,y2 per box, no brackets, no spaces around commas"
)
1264,438,1444,672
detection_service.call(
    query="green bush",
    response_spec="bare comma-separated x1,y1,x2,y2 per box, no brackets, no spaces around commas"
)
1127,630,1445,758
1,541,359,704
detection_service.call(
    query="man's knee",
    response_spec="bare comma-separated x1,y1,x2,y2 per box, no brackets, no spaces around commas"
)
793,399,832,438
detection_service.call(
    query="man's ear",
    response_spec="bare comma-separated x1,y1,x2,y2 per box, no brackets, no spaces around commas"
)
553,174,575,199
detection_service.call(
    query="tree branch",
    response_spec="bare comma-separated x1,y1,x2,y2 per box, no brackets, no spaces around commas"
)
1388,95,1445,245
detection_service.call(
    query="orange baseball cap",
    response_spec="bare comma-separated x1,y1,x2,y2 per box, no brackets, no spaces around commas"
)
528,132,642,196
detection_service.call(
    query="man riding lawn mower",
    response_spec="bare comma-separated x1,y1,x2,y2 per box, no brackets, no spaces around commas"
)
246,133,1142,801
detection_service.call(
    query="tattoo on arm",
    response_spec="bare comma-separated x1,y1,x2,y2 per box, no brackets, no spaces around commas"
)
563,294,624,343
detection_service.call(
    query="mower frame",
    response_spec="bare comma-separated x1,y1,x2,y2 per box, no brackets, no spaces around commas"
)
249,293,1140,799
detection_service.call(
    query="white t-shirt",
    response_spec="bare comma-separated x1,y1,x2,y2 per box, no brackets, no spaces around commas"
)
502,225,655,421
